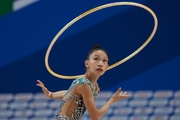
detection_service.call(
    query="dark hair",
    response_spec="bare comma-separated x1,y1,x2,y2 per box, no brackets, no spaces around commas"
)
87,44,109,60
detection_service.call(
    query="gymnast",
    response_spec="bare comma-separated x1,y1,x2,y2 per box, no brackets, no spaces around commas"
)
37,44,131,120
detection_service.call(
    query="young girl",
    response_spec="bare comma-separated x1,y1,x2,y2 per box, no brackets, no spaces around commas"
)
36,44,131,120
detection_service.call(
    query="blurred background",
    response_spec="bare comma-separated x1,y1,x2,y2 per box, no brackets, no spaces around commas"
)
0,0,180,120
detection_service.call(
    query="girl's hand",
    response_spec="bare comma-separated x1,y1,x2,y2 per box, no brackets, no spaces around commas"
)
36,80,53,98
111,88,131,103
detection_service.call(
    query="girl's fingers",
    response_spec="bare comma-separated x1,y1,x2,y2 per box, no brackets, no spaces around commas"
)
37,80,44,85
36,84,47,91
117,88,121,93
114,88,131,99
36,84,43,87
119,91,131,98
125,95,131,98
115,89,120,96
122,94,131,98
36,84,45,88
123,92,127,95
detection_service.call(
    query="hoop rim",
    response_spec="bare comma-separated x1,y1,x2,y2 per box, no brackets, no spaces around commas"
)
45,2,158,79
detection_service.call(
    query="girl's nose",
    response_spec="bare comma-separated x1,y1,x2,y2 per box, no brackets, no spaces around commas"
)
98,61,103,67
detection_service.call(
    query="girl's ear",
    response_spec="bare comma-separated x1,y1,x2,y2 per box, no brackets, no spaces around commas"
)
84,60,89,68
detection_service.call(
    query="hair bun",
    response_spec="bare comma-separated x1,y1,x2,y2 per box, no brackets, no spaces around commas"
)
92,44,102,49
87,44,109,59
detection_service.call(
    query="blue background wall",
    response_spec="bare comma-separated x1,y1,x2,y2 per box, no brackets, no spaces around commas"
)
0,0,180,94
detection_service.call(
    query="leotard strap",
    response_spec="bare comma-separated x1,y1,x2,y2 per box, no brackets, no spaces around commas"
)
64,78,99,97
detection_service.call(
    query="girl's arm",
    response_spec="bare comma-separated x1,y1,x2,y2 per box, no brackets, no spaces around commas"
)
49,90,67,99
77,84,130,120
36,80,67,100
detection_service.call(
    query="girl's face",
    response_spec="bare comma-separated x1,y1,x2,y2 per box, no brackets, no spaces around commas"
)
85,50,109,76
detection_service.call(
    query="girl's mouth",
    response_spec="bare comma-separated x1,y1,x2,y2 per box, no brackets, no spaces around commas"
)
96,68,103,71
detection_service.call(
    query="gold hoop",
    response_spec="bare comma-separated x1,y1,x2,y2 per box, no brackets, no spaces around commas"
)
45,2,158,79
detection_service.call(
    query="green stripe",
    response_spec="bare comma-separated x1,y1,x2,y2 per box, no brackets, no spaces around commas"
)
0,0,13,17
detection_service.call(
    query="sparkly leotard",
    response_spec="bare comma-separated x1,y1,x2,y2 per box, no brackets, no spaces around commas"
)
55,78,99,120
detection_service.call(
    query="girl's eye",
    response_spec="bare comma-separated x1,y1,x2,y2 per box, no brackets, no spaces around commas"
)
94,58,98,60
103,59,107,62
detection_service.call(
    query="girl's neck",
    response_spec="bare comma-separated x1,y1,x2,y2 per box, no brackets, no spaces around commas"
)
83,71,99,85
